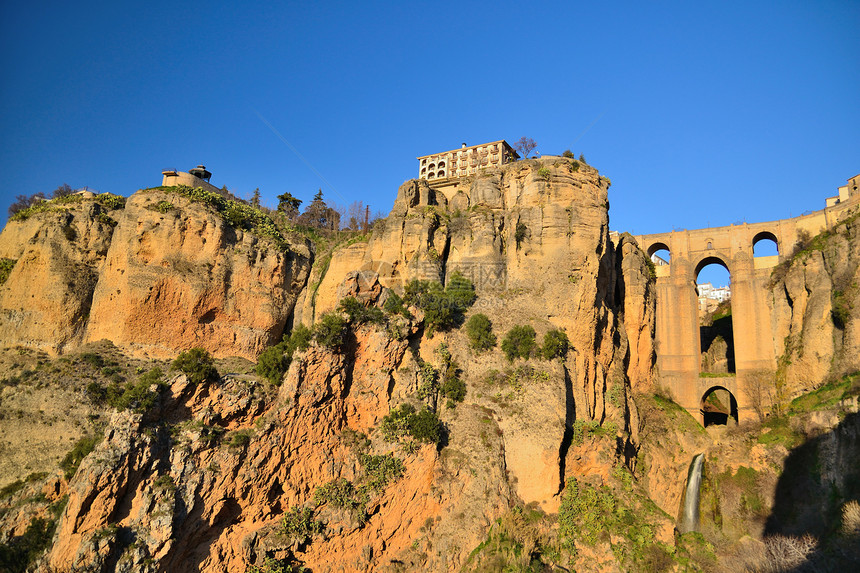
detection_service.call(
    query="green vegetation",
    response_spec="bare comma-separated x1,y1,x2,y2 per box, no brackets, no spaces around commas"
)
515,222,528,249
0,496,67,573
313,453,404,524
255,324,312,385
86,367,167,413
228,429,253,449
558,476,678,570
403,271,476,335
541,329,569,359
0,258,16,285
154,185,290,250
171,348,218,384
465,313,497,352
312,312,349,350
788,371,860,414
562,149,575,158
379,404,442,447
246,557,295,573
436,343,466,407
9,192,126,222
383,292,411,318
148,200,174,213
337,296,384,325
501,325,537,361
60,434,102,480
278,506,323,540
537,167,551,180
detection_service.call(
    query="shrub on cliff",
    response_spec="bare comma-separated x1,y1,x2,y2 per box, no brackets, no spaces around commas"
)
0,259,16,286
466,313,497,352
255,324,312,385
171,348,218,384
379,403,442,446
403,271,476,335
312,312,349,350
541,329,569,359
279,507,323,541
60,434,101,480
337,296,384,325
502,325,537,361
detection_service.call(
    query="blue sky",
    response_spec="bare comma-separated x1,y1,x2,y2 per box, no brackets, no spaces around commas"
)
2,1,858,287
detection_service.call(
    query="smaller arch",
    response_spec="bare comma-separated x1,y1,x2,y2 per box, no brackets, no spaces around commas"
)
437,170,446,178
753,231,779,257
647,242,671,259
695,255,729,278
428,172,435,179
438,161,445,168
701,386,738,427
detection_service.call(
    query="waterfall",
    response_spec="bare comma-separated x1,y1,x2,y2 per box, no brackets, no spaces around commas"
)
678,453,705,534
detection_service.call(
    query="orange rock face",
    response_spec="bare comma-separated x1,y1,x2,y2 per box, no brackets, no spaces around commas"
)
44,327,515,572
84,191,311,360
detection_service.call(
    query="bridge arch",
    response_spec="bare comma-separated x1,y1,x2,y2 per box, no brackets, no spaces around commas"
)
647,241,671,259
701,385,739,426
753,230,779,256
694,255,730,278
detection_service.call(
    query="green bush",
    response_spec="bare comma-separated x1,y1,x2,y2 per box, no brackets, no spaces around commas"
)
501,325,537,361
541,329,569,359
312,312,349,350
60,434,101,480
314,478,363,511
359,453,405,492
383,292,411,318
337,296,384,325
228,429,253,449
171,348,218,384
403,272,476,335
246,557,293,573
0,258,16,286
108,367,166,413
379,404,441,445
279,507,323,540
562,149,575,158
465,313,497,351
0,516,58,573
515,222,528,249
255,324,313,385
537,167,551,180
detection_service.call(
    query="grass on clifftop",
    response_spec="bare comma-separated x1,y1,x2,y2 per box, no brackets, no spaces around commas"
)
9,193,125,222
147,185,291,251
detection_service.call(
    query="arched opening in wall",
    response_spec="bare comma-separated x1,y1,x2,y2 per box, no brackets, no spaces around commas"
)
647,242,671,269
701,386,738,426
696,257,735,374
753,231,779,257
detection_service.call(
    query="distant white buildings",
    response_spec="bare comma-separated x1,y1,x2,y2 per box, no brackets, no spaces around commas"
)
697,282,731,314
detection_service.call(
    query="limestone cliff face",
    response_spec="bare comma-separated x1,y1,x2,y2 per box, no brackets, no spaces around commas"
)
0,199,115,353
301,157,655,511
85,190,311,360
770,212,860,394
0,190,311,361
44,327,516,573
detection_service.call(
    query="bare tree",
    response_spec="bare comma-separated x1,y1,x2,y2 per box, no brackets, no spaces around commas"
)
743,369,778,422
52,183,73,199
514,137,537,159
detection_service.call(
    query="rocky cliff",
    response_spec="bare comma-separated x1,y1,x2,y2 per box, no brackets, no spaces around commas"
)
769,211,860,396
0,157,665,571
0,190,312,361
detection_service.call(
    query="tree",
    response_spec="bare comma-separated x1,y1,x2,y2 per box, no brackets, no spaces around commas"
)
501,325,537,361
8,192,46,217
465,313,497,352
276,192,302,219
514,137,537,159
250,188,261,209
297,189,340,231
52,183,73,199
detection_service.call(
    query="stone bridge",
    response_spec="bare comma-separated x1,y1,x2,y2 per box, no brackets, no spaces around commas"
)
632,176,859,424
